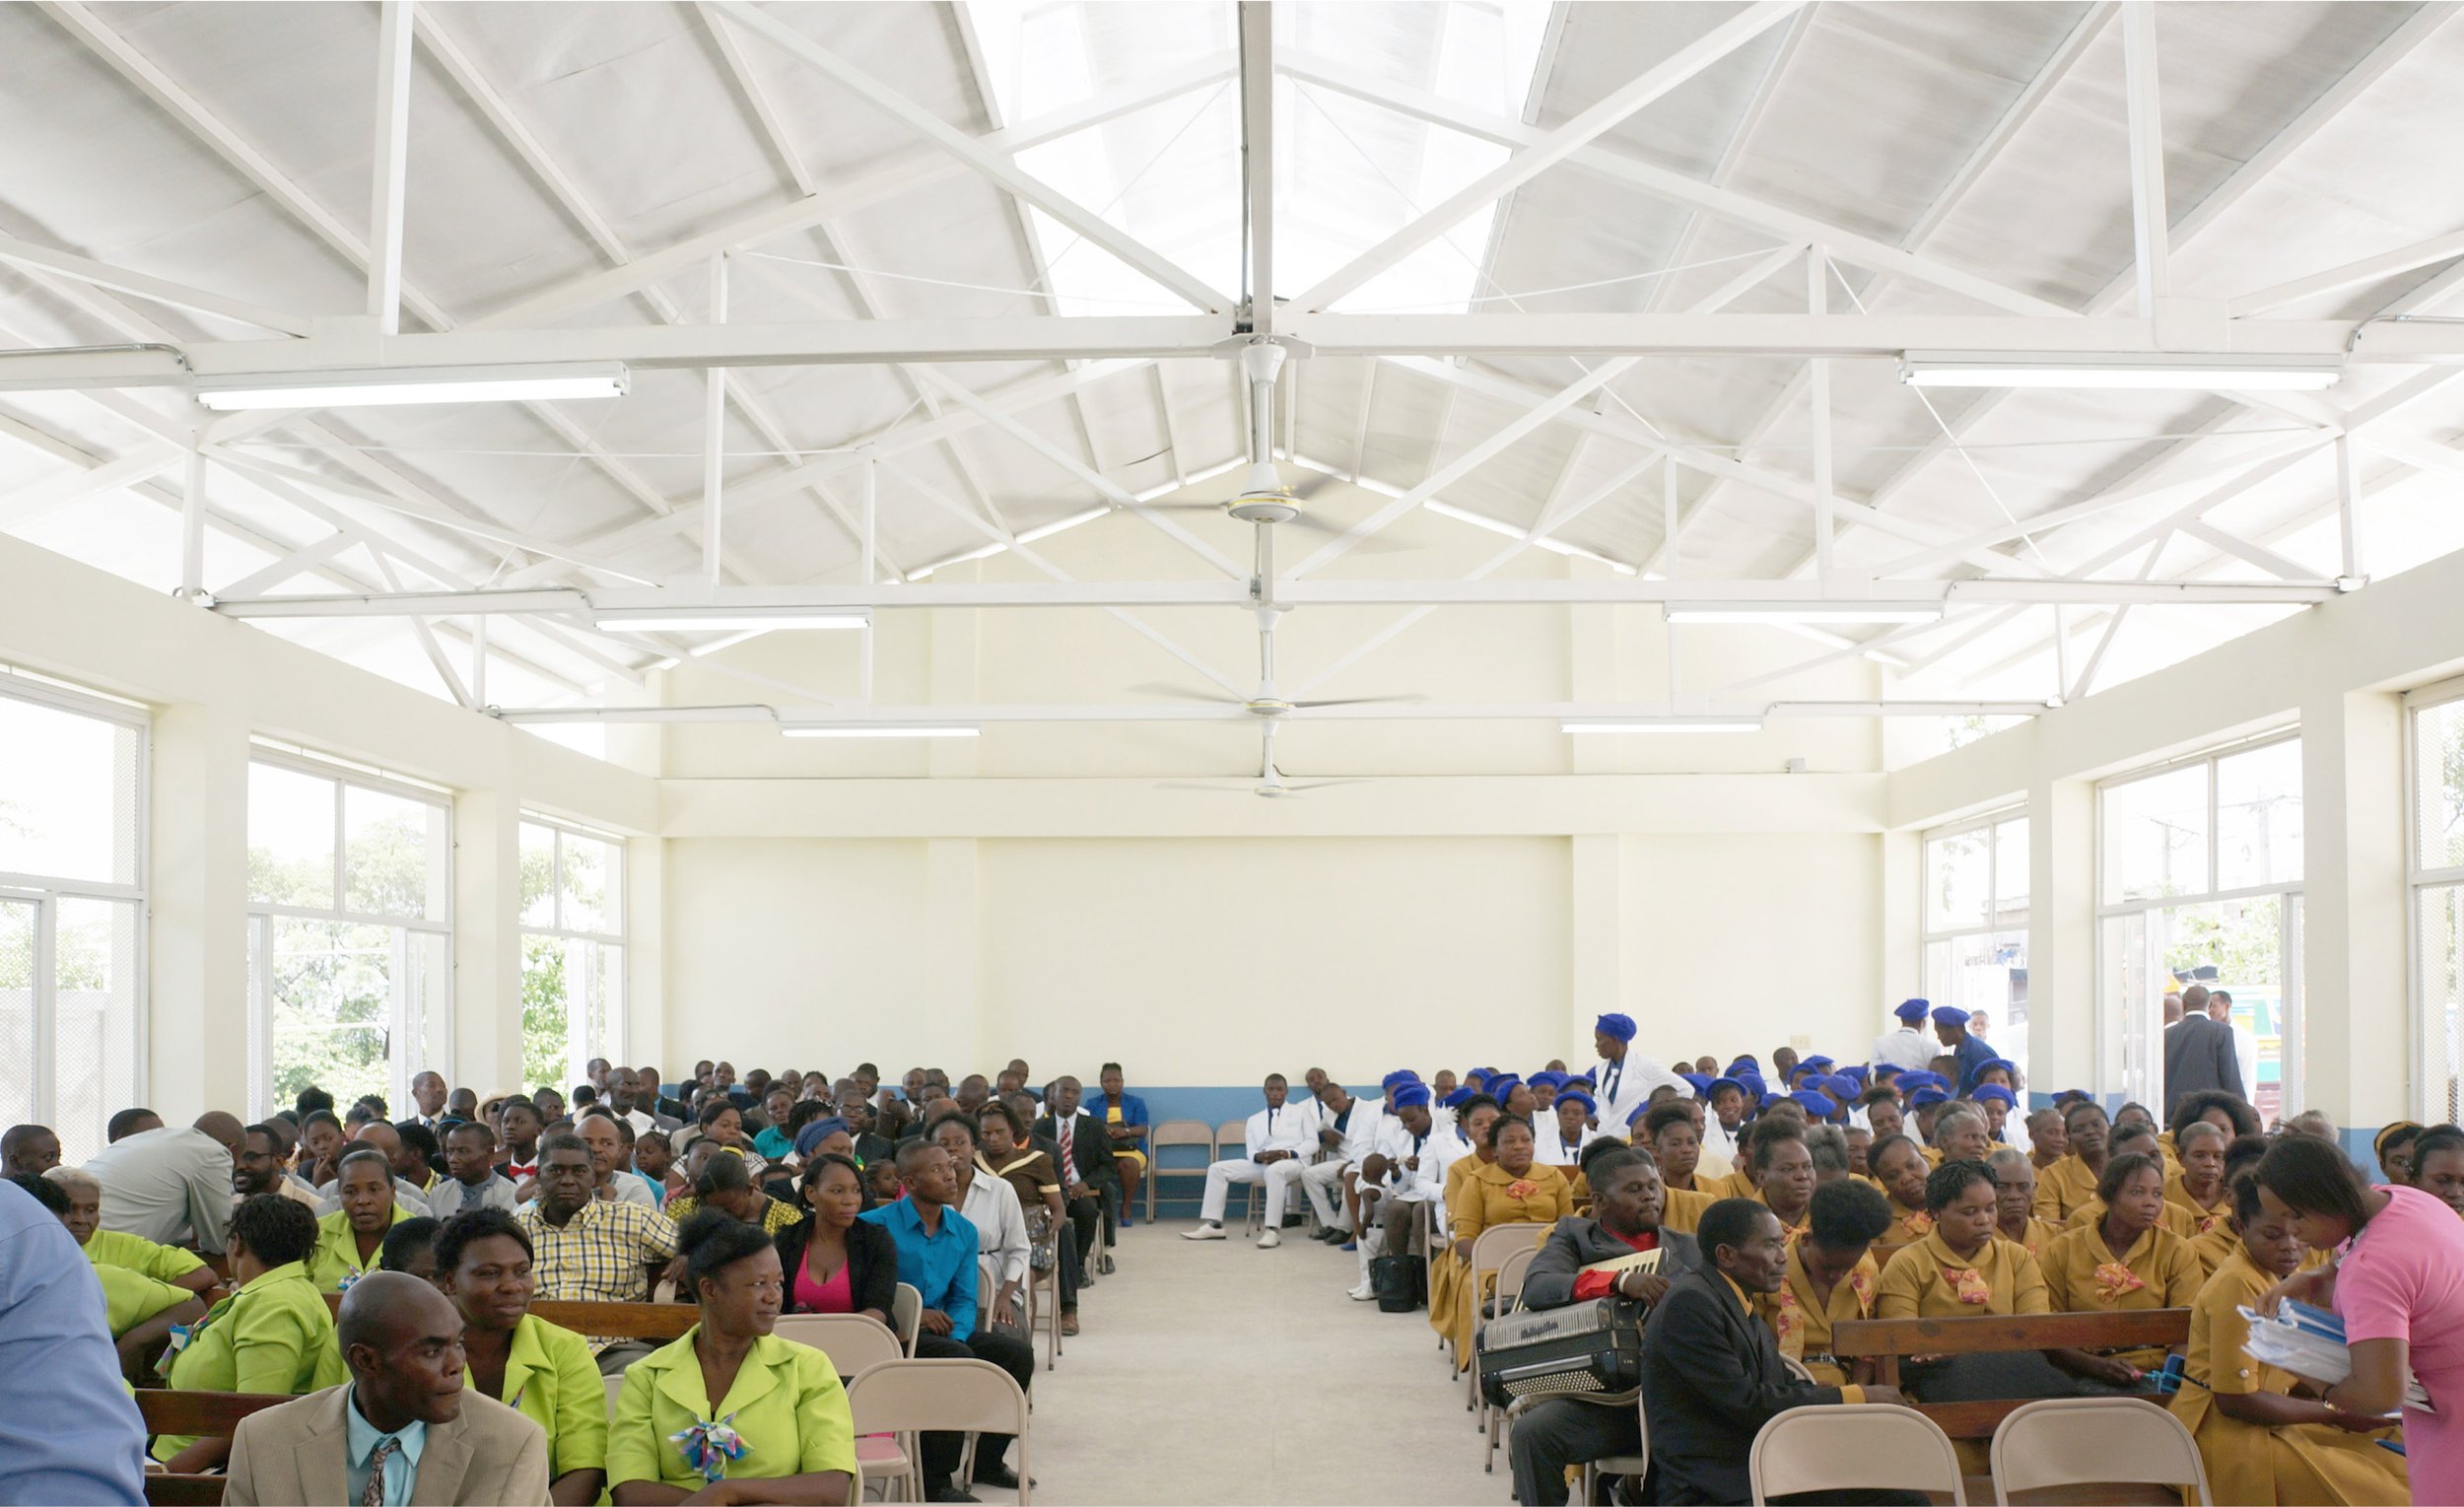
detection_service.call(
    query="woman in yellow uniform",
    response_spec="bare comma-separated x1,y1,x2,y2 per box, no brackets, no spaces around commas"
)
2171,1174,2410,1504
2039,1151,2203,1391
155,1194,349,1471
439,1207,608,1506
2164,1121,2236,1237
41,1165,217,1293
1439,1113,1572,1369
1427,1095,1502,1349
2061,1123,2201,1240
1930,1105,1992,1168
2033,1100,2111,1224
1756,1180,1891,1386
1984,1147,2061,1256
1869,1134,1936,1248
1877,1160,2069,1421
608,1211,857,1505
306,1147,429,1293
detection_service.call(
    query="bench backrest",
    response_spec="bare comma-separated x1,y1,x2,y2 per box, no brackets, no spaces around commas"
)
134,1389,298,1436
1830,1309,2192,1439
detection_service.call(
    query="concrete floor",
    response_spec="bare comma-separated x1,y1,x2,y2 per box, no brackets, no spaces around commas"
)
1015,1220,1506,1505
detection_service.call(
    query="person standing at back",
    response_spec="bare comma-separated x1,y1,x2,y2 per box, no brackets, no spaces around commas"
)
83,1110,245,1254
2210,990,2260,1107
2163,983,2247,1118
1872,998,1937,1074
1590,1014,1687,1133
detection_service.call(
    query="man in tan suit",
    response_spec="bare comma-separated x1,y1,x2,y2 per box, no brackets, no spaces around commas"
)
223,1272,548,1506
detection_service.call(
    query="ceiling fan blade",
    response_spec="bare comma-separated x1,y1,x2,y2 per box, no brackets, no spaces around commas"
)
1278,512,1409,554
1126,681,1241,705
1134,499,1223,514
1289,694,1426,710
1279,778,1375,793
1155,781,1253,793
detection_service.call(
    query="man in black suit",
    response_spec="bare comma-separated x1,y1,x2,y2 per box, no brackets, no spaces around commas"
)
1035,1075,1122,1274
1638,1198,1901,1505
1508,1147,1699,1506
2161,982,2246,1119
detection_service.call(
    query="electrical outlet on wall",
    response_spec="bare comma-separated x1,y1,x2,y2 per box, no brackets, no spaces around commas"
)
1790,1034,1813,1053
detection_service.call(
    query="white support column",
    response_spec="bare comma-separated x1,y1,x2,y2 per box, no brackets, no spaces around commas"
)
2028,773,2096,1100
2300,689,2408,1126
1238,0,1273,337
704,253,728,588
452,787,526,1094
2121,2,2170,315
625,836,665,1071
368,0,414,332
2336,434,2365,581
180,448,207,601
1570,834,1624,1060
928,562,980,779
148,700,251,1121
1807,245,1833,581
1880,828,1922,1007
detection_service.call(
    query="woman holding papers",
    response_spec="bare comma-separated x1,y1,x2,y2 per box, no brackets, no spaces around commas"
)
2257,1135,2464,1503
2172,1173,2408,1504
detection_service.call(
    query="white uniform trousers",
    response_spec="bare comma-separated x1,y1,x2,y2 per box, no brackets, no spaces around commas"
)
1199,1155,1306,1225
1300,1157,1350,1229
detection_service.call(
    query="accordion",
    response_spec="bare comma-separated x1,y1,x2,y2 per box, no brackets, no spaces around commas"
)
1476,1297,1647,1406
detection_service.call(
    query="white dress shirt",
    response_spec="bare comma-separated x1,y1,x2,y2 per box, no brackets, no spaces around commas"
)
1701,1116,1744,1166
1590,1051,1687,1134
957,1168,1031,1289
425,1173,519,1220
1872,1027,1937,1073
1536,1124,1597,1167
1326,1099,1386,1165
85,1127,234,1254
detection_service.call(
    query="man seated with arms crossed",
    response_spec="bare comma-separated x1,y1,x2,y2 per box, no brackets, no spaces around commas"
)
222,1270,549,1506
1507,1146,1698,1506
1638,1198,1906,1506
1184,1073,1311,1248
516,1132,681,1375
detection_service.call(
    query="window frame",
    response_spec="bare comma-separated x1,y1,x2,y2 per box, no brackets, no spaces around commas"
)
2093,726,2305,1116
1919,806,2031,1078
2405,673,2464,1122
517,814,628,1086
243,747,453,1117
0,672,151,1154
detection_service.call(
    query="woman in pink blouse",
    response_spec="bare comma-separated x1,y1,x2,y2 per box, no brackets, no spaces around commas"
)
2257,1134,2464,1503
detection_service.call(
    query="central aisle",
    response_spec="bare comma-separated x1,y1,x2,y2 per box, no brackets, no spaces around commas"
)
1021,1222,1507,1504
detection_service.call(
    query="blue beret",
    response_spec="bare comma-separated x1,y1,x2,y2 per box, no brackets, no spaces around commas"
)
1871,1062,1904,1079
1707,1076,1745,1099
1972,1085,2016,1106
1840,1064,1871,1085
1759,1091,1789,1111
794,1117,852,1157
1976,1058,2017,1078
1908,1087,1951,1108
1802,1055,1835,1069
1392,1082,1432,1109
1896,1071,1944,1092
1527,1071,1568,1090
1896,997,1931,1022
1439,1086,1473,1109
1678,1072,1712,1095
1726,1057,1759,1074
1595,1013,1637,1042
1931,1005,1968,1028
1791,1090,1838,1118
1737,1072,1769,1098
1485,1074,1524,1101
1562,1072,1596,1090
1382,1069,1421,1090
1824,1074,1860,1102
1555,1090,1597,1116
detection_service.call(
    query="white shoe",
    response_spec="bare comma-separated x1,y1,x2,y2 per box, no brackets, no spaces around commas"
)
1349,1279,1377,1301
1257,1229,1281,1249
1182,1222,1226,1241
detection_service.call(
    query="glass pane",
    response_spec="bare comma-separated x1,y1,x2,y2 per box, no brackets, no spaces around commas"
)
2103,764,2208,903
265,918,393,1112
1948,930,2029,1090
594,942,625,1068
0,694,139,886
344,785,448,920
2425,884,2464,1125
1928,829,1989,930
2420,701,2464,873
521,933,571,1093
399,929,450,1099
561,833,619,936
519,824,558,928
248,763,337,909
2103,911,2155,1106
2217,739,2302,889
53,897,138,1165
1993,819,2030,924
2160,896,2285,1124
0,901,34,1141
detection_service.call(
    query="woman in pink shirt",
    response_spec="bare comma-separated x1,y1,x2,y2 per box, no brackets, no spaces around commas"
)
2257,1134,2464,1503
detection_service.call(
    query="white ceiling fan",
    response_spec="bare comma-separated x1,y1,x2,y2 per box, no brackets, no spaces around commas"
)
1160,719,1372,799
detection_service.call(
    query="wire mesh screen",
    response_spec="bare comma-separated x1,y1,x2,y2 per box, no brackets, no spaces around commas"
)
53,897,138,1164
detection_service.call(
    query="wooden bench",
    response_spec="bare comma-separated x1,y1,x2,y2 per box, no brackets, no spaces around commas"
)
134,1390,297,1505
1831,1309,2192,1438
316,1293,699,1339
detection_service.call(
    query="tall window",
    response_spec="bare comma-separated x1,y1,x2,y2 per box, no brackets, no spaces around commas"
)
245,750,450,1118
518,818,625,1094
1923,813,2031,1086
0,674,146,1163
2097,733,2304,1119
2411,682,2464,1122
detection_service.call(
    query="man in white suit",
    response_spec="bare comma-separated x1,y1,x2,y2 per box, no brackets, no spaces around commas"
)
1182,1074,1311,1249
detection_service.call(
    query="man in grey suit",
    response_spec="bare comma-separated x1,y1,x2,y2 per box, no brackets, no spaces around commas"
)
222,1272,548,1507
1507,1146,1700,1506
2162,982,2247,1119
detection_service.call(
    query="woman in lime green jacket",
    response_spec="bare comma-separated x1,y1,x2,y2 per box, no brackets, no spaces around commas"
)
306,1148,427,1293
438,1207,608,1506
609,1212,857,1504
155,1195,348,1471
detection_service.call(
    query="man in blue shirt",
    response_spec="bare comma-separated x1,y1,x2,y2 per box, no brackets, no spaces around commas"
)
1934,1004,1999,1096
0,1176,147,1503
862,1140,1036,1502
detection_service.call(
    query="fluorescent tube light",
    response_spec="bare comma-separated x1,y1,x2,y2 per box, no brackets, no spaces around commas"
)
195,362,630,409
1424,498,1526,540
1900,352,2340,391
1560,718,1764,734
780,722,982,739
1667,603,1944,625
1016,506,1111,544
594,608,868,633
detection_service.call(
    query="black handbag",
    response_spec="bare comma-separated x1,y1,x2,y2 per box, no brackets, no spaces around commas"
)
1371,1252,1425,1312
